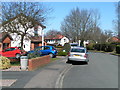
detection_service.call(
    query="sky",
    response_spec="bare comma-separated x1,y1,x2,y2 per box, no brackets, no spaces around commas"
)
42,2,117,33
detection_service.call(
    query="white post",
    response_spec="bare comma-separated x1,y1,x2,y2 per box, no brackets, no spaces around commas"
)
78,40,81,46
42,29,44,46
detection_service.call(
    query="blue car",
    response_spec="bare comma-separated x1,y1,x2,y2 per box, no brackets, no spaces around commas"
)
28,46,58,58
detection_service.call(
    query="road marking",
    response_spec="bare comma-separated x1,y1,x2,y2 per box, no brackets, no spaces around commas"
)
0,79,17,87
55,64,73,88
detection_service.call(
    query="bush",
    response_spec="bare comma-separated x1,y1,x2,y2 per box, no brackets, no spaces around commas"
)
116,45,120,54
57,51,68,56
104,44,115,52
0,56,11,69
86,43,95,50
94,43,115,52
94,44,101,51
27,49,42,59
63,43,71,53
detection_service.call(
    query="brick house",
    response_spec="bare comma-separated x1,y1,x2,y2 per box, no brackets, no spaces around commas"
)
0,32,13,51
109,36,120,42
30,36,46,50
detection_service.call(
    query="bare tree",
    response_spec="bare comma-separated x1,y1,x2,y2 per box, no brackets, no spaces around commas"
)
1,2,52,49
60,7,101,43
45,29,62,38
113,2,120,37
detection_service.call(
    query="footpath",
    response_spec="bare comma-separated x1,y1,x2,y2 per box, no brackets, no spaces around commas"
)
1,56,70,88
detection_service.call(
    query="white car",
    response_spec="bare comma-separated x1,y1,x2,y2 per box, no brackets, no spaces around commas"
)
70,43,79,48
67,47,89,63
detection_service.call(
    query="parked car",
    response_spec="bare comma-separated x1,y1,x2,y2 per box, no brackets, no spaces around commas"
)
0,47,26,59
28,46,58,58
67,47,89,63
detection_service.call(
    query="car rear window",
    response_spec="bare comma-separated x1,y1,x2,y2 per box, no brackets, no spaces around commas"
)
71,48,85,53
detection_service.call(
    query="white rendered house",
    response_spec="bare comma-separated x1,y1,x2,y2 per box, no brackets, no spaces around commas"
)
1,14,46,51
45,35,69,46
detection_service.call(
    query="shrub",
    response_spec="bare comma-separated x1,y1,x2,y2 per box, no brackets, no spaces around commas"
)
0,56,11,69
63,43,71,53
94,43,115,52
94,44,101,51
116,45,120,54
58,51,67,56
104,44,115,52
27,49,42,59
86,43,95,50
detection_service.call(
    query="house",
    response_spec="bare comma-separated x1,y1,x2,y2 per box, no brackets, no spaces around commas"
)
0,32,13,51
1,14,46,51
45,35,69,46
30,36,46,50
107,36,120,43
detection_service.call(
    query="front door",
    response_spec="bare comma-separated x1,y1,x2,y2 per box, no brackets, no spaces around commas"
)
34,42,39,49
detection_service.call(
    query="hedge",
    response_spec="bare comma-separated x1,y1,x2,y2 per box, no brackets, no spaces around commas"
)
94,43,116,52
63,43,71,53
86,43,95,50
57,51,68,56
116,45,120,54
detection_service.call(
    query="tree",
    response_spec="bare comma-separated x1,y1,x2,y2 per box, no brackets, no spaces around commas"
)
60,7,101,43
45,29,62,38
1,2,52,49
113,2,120,37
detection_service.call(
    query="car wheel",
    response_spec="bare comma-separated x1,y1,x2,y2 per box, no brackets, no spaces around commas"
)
16,54,21,59
49,53,54,58
66,59,71,63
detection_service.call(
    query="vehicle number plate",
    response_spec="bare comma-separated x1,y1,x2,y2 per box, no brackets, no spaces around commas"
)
74,55,80,56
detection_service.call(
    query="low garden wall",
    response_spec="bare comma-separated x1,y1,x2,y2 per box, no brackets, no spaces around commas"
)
28,55,51,71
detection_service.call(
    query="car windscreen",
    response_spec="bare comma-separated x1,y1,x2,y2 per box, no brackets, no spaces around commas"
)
71,48,85,53
70,44,78,46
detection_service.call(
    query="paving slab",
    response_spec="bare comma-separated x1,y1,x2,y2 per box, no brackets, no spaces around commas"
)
0,66,28,71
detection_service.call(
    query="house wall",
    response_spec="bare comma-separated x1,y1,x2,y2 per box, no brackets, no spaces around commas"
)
60,37,69,46
10,25,44,51
2,37,11,49
0,43,2,51
30,42,47,50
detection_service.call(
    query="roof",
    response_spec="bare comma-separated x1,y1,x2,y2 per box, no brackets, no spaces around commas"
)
45,35,64,40
2,13,46,29
0,32,13,42
111,36,120,42
30,36,42,42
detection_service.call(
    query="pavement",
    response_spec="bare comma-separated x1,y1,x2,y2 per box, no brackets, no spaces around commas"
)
1,56,67,88
1,66,28,87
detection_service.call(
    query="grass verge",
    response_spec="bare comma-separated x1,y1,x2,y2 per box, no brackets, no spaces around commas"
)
51,58,60,61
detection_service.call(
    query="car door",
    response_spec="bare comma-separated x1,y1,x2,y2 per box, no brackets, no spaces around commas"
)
40,46,50,55
3,48,16,57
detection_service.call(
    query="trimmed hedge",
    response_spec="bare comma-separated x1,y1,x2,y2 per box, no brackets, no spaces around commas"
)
116,45,120,54
63,43,71,53
94,43,116,52
86,43,95,50
58,51,68,56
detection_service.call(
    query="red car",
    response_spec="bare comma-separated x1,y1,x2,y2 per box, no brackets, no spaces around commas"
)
0,47,26,58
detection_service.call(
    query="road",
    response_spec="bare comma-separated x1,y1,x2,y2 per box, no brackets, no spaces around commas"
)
63,52,118,88
2,52,118,88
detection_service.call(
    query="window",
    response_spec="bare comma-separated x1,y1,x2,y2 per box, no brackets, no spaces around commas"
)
71,48,85,53
5,48,16,52
44,47,50,50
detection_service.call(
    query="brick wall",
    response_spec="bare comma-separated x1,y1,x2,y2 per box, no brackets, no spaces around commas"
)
28,55,51,71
